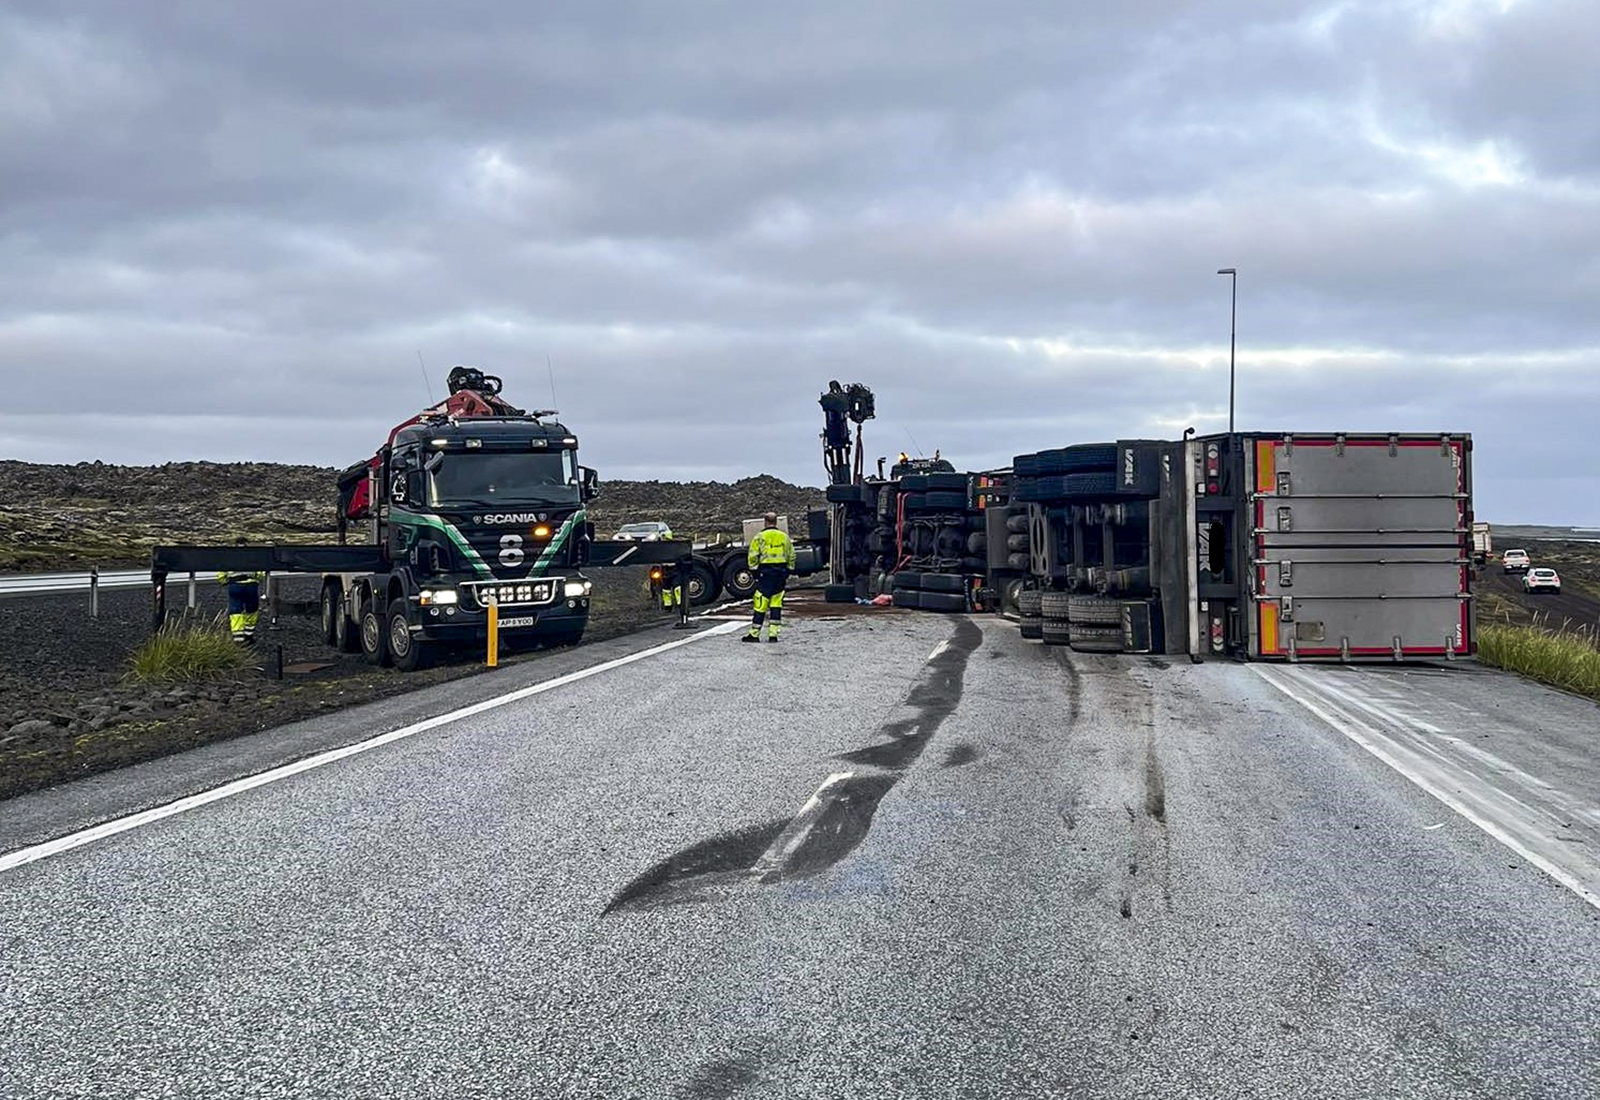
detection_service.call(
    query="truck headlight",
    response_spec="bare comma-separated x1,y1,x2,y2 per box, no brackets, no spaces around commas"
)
420,588,458,606
564,580,592,598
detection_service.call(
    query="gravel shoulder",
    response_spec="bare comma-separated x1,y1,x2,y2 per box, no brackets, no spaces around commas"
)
0,568,669,801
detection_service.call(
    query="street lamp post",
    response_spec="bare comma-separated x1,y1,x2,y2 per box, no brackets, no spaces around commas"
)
1216,268,1237,433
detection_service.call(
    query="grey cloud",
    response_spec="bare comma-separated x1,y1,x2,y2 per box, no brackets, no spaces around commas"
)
1,0,1596,525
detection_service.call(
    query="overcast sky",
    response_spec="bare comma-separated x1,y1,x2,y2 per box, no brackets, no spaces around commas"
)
2,0,1596,524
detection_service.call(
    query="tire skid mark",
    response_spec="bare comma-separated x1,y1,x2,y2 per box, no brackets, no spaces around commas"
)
605,620,983,913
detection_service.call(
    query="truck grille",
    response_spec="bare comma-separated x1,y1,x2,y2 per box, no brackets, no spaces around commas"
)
465,580,557,609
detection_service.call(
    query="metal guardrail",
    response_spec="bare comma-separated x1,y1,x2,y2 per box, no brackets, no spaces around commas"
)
0,568,223,618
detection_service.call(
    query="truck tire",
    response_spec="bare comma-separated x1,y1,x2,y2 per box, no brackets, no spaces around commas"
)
331,591,360,653
721,559,757,600
1007,552,1030,571
824,583,856,603
1067,595,1121,625
1040,591,1073,621
359,596,391,667
387,600,434,672
686,559,720,606
902,492,928,512
1017,589,1043,617
1070,624,1124,653
1006,533,1030,552
1019,617,1043,640
1041,619,1072,646
892,571,924,590
1063,471,1117,498
1060,443,1118,471
1001,579,1024,615
900,474,929,491
920,591,965,612
925,473,967,491
893,588,922,609
1006,514,1029,534
825,484,862,503
320,582,341,646
1013,454,1040,477
966,531,988,555
921,573,965,594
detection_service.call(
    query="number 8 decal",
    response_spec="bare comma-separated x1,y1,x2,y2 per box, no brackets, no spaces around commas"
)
499,533,525,567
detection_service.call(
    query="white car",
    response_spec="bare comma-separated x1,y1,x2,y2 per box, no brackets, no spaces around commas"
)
1522,567,1561,594
1501,548,1530,574
612,521,674,541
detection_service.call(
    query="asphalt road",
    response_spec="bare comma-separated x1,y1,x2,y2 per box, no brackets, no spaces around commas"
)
2,613,1598,1099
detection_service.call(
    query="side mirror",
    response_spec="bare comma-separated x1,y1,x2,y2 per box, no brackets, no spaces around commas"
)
580,466,600,501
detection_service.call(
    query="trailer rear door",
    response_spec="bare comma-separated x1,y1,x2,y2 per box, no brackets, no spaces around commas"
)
1248,435,1472,660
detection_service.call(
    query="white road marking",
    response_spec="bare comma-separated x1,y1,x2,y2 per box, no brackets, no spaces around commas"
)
750,771,856,878
1253,665,1600,912
0,620,745,875
928,640,950,662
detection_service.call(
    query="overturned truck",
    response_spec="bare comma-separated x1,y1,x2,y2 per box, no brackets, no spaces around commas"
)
830,431,1474,662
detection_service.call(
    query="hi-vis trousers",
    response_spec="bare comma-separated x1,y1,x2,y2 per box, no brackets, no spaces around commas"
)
225,579,260,644
748,566,789,639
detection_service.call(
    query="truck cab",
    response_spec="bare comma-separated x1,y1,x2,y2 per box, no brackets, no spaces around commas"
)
327,416,601,669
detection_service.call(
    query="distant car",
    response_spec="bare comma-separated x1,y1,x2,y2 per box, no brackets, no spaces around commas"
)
1522,567,1561,594
612,521,674,541
1501,549,1530,573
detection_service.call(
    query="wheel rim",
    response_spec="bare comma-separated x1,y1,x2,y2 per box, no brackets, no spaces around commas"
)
362,610,380,653
389,614,411,657
322,592,336,635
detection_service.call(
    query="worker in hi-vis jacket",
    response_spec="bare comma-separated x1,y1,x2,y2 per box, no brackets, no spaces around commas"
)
743,512,795,643
217,570,265,644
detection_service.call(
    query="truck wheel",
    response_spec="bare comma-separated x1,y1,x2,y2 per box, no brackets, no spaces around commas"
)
1041,619,1072,646
1070,624,1124,653
388,601,434,672
1067,595,1121,625
1019,617,1043,640
320,583,341,646
721,559,757,600
1017,589,1043,618
1040,591,1073,621
686,560,720,606
921,573,965,594
892,589,922,609
920,591,966,612
332,592,360,653
359,597,391,667
824,583,856,603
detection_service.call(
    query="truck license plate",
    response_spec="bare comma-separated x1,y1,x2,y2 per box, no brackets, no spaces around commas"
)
498,615,539,628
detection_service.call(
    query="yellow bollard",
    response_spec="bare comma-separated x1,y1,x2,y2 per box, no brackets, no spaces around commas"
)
486,602,499,667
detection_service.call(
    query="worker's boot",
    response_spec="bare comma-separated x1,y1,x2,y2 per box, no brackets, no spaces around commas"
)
741,632,761,643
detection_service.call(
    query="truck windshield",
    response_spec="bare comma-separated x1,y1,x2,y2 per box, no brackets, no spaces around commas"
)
426,451,578,507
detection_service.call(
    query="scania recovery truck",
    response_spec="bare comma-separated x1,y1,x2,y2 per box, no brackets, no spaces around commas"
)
152,367,690,670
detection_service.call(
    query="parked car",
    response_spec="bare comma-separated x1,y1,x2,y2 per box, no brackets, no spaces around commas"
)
1522,567,1561,594
1501,548,1530,573
612,521,674,541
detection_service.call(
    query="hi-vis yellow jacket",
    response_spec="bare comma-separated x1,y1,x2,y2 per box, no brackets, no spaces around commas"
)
748,528,796,569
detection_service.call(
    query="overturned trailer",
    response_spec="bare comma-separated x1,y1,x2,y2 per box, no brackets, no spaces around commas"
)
1000,432,1475,661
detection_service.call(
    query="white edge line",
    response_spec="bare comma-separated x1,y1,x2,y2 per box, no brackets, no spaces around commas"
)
1252,666,1600,912
0,620,744,875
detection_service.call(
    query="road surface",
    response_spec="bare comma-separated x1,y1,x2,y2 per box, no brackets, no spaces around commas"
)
2,611,1597,1098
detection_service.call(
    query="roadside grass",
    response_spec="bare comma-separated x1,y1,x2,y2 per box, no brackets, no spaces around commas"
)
1477,615,1600,702
125,613,249,683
